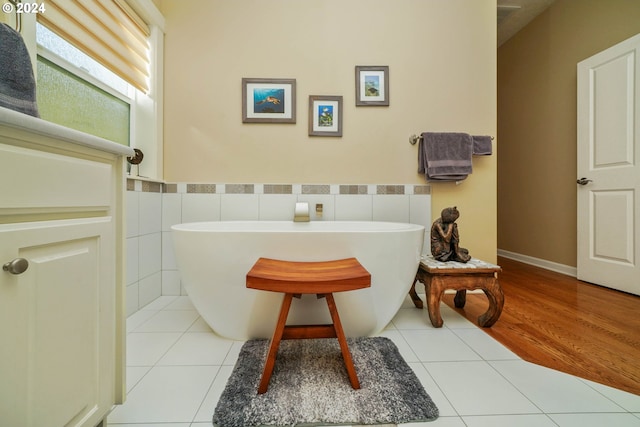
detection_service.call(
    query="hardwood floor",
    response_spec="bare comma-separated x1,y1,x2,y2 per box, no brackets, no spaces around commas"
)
440,256,640,396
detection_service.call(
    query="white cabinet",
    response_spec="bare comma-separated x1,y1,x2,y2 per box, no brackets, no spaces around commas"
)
0,219,113,426
0,108,133,427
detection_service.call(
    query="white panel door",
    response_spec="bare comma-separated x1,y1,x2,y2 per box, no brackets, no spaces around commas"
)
577,33,640,295
0,218,114,427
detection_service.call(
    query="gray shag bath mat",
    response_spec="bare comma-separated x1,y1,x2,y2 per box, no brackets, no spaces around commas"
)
213,336,439,426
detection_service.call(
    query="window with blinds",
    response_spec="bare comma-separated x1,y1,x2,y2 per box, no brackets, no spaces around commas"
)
37,0,150,93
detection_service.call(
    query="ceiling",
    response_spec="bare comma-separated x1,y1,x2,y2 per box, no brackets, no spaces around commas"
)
497,0,556,46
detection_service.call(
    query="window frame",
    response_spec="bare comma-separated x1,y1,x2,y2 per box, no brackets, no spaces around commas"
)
21,0,165,180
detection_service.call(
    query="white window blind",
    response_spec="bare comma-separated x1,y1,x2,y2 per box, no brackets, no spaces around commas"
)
37,0,150,93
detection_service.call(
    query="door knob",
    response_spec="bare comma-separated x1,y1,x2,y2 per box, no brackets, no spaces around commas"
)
576,177,593,185
3,258,29,275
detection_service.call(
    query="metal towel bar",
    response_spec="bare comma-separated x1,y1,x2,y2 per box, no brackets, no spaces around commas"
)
409,133,494,145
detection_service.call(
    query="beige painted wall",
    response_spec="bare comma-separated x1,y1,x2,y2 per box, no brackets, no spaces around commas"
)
159,0,497,262
497,0,640,267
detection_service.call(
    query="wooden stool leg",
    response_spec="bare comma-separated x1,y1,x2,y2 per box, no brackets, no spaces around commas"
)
409,276,424,308
258,293,293,394
425,276,445,328
325,293,360,389
478,277,505,327
453,289,467,308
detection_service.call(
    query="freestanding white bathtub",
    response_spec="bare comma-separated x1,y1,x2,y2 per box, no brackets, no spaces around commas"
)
171,221,425,340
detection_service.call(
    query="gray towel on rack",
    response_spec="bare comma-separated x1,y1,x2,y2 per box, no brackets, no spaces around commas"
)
472,135,492,155
418,132,472,181
0,23,39,117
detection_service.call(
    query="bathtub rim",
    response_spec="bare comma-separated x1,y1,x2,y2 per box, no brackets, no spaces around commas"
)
171,220,425,233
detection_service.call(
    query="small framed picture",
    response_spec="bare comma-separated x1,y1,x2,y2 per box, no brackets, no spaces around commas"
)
242,78,296,123
355,66,389,106
308,95,343,137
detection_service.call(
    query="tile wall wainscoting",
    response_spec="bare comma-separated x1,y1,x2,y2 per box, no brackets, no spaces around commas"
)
126,179,432,317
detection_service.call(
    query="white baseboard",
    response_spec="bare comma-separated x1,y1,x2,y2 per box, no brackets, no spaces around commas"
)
497,249,577,277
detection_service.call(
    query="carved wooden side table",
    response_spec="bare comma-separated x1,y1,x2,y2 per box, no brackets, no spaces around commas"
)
410,256,503,328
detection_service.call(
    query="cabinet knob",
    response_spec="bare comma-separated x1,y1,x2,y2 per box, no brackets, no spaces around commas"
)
3,258,29,275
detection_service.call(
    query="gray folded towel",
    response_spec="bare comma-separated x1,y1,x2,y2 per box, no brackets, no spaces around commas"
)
472,135,492,155
418,132,472,181
0,23,39,117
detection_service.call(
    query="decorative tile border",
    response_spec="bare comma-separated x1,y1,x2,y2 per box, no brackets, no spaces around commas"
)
126,178,430,195
264,184,293,194
142,181,162,193
376,185,405,195
225,184,254,194
187,183,216,193
339,185,368,195
302,184,330,194
164,183,178,193
413,185,430,195
127,178,163,192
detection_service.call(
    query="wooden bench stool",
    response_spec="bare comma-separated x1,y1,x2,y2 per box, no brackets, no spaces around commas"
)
409,256,503,328
246,257,371,394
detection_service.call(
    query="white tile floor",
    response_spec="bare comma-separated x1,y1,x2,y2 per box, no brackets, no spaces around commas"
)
108,295,640,427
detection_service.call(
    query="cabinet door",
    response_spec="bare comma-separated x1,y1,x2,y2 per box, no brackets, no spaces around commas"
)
0,217,114,427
